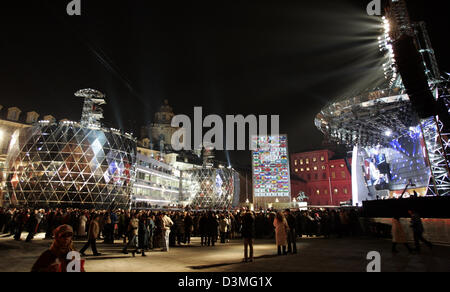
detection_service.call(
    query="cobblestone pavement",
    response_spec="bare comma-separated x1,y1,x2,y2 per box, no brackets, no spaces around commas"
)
0,233,448,272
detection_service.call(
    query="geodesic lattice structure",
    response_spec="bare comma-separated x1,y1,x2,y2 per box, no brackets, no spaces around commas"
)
5,122,136,209
181,168,238,209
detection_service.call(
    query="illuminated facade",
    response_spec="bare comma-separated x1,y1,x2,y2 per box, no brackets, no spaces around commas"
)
252,135,291,209
132,150,181,209
291,150,352,206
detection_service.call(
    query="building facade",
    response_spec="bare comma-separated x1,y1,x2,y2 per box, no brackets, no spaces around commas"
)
291,150,352,206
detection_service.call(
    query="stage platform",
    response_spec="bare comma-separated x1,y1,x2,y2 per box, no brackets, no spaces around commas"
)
362,196,450,218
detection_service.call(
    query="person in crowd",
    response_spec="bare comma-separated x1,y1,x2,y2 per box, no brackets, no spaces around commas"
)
137,213,147,257
31,225,83,272
25,210,42,242
284,209,297,254
199,212,208,246
408,210,433,253
241,209,255,263
273,212,289,256
79,214,101,257
219,214,229,244
161,212,174,252
184,212,193,245
207,212,219,247
391,215,413,254
123,213,139,256
175,214,185,245
78,212,88,238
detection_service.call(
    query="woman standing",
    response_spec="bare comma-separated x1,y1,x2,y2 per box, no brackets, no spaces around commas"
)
273,212,289,256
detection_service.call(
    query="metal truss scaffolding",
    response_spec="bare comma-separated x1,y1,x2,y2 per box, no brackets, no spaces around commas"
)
420,116,450,196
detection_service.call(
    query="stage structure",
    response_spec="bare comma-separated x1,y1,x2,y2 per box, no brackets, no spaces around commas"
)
5,89,137,209
315,0,450,204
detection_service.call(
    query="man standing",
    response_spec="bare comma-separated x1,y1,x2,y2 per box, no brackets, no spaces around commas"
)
408,210,432,253
241,210,255,262
284,209,297,254
161,212,173,252
80,214,101,256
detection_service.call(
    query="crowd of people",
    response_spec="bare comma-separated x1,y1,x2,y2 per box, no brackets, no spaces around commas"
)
0,207,362,246
0,206,434,272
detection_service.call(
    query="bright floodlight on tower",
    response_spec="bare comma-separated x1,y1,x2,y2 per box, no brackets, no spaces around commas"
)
76,88,106,129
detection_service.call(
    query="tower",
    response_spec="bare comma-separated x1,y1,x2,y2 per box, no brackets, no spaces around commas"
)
76,89,106,128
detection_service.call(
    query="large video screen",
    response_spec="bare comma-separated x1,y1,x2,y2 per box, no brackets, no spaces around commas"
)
363,150,390,188
252,135,290,197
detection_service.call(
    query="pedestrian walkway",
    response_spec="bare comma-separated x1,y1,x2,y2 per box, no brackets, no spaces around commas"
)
0,233,449,272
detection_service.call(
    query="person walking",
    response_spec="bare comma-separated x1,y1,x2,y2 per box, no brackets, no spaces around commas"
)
273,212,289,256
241,210,255,263
122,213,139,256
79,214,101,257
391,216,413,254
408,210,433,253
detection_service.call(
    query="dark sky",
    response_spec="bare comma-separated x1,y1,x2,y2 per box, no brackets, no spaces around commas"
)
1,0,448,169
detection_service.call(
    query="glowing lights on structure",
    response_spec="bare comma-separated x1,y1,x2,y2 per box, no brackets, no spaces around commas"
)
379,16,401,88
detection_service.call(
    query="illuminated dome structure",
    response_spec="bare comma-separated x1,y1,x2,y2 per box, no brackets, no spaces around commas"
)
316,0,450,203
5,89,137,209
181,167,239,210
179,146,239,210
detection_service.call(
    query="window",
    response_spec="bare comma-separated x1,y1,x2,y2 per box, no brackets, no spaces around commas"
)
313,166,318,171
334,188,339,194
300,159,304,165
322,173,327,179
341,171,346,178
306,159,309,164
322,165,326,170
330,165,335,168
313,157,317,162
332,172,336,179
321,156,325,161
295,169,298,173
300,168,304,172
314,174,318,180
341,164,345,168
344,188,348,194
294,160,298,166
316,190,320,195
306,167,310,171
307,174,311,180
324,189,328,195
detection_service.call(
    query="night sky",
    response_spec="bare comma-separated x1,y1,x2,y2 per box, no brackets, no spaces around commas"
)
1,0,448,169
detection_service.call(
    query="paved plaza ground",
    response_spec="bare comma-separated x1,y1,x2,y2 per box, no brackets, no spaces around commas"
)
0,232,449,272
